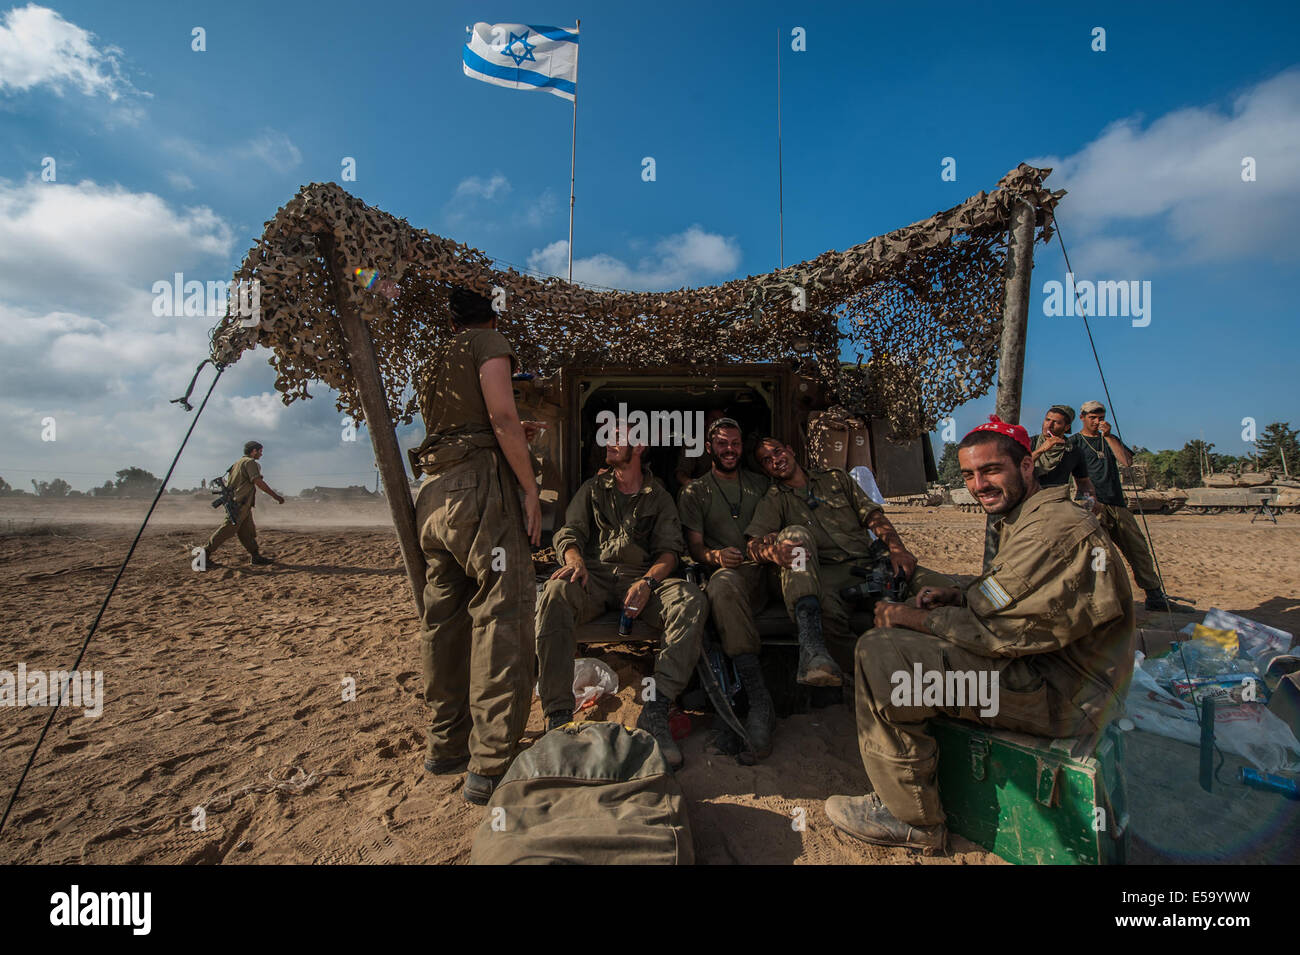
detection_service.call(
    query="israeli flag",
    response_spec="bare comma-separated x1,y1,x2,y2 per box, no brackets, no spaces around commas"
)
462,23,579,102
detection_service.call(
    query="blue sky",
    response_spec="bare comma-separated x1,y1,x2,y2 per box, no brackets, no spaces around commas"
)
1,0,1297,492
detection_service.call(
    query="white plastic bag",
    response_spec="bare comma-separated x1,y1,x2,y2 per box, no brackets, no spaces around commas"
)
1200,608,1293,662
572,658,618,709
1128,653,1300,773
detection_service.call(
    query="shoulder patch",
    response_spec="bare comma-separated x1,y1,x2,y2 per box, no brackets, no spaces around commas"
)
978,575,1013,611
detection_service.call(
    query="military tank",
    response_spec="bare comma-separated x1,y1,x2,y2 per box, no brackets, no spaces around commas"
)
1122,485,1187,514
948,486,981,513
1271,487,1300,512
1178,471,1297,514
1185,470,1294,514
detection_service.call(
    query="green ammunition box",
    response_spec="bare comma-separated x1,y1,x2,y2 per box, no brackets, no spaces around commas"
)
933,718,1129,865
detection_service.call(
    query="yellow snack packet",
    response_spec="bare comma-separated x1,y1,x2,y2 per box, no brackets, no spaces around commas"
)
1190,624,1238,654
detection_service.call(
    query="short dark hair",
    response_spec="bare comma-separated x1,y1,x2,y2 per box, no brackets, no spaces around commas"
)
448,286,496,328
244,440,263,455
1046,404,1075,427
957,430,1028,466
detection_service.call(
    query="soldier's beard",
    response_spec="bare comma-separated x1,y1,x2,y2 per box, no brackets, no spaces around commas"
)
982,471,1028,515
710,451,739,474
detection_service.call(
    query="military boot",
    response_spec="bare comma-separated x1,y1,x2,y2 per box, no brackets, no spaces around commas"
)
825,793,947,855
250,554,273,566
424,754,469,775
463,771,502,806
794,596,843,686
637,698,683,770
1144,589,1195,613
733,653,775,758
545,710,571,732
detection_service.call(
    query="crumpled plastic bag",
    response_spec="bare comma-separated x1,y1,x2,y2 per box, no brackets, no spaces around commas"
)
572,658,618,709
1201,609,1292,662
1127,652,1300,774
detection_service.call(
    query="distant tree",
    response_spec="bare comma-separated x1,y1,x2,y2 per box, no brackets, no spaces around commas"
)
114,467,163,498
1209,452,1245,473
1256,422,1300,475
936,442,962,487
91,480,116,498
31,477,72,497
1173,441,1216,487
1133,449,1181,488
0,476,10,495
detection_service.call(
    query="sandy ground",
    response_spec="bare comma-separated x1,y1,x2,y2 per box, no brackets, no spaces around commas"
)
0,497,1297,865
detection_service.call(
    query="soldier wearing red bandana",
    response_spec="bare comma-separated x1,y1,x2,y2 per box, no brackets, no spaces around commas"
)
824,416,1135,855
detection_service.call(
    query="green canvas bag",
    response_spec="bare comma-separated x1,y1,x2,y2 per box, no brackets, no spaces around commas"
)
470,722,694,865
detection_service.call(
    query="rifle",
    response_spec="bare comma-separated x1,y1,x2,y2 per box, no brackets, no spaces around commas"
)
838,539,908,608
210,475,240,526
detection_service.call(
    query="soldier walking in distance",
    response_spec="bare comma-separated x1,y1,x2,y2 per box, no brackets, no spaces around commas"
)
1074,401,1188,612
202,441,283,566
410,286,542,806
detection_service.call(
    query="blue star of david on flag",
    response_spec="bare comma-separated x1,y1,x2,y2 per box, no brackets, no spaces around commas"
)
502,31,537,67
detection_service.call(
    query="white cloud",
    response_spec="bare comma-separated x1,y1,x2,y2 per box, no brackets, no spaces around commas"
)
166,171,195,191
0,4,138,100
527,225,742,290
164,128,303,176
454,173,510,201
1030,68,1300,273
0,178,235,312
228,392,285,430
238,129,303,173
442,174,559,232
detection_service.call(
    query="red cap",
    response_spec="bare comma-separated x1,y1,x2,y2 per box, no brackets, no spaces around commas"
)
964,415,1031,453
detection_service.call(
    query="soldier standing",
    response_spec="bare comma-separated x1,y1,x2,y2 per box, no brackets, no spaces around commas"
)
1074,400,1187,612
677,418,777,756
824,417,1135,853
536,423,706,769
1031,404,1096,497
410,287,541,806
202,441,283,566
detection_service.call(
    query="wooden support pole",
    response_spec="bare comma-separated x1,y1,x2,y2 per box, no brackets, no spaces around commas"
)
984,199,1039,571
995,199,1037,426
320,233,427,619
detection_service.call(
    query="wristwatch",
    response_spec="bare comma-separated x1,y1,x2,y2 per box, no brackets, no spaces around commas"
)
639,577,661,592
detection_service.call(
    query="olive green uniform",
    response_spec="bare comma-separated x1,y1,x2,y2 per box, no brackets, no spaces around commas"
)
412,328,535,777
853,485,1136,827
537,472,706,717
744,468,946,650
677,469,776,657
206,455,262,556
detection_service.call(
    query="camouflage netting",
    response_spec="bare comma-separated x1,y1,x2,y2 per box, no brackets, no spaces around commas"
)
209,163,1062,439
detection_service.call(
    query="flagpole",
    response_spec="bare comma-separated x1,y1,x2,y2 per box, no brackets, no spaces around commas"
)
776,28,784,269
568,18,580,283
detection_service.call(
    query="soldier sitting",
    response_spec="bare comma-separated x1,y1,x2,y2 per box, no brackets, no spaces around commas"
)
677,417,778,756
824,416,1135,854
536,422,706,769
743,437,935,686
